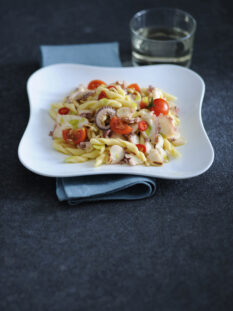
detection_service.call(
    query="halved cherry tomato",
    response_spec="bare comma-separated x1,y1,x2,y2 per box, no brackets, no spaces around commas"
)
140,102,147,109
110,116,132,135
88,80,106,90
71,128,87,145
107,85,117,90
98,91,107,100
62,128,72,142
128,83,140,93
138,121,148,131
150,98,169,116
58,107,70,115
62,128,87,144
136,144,146,153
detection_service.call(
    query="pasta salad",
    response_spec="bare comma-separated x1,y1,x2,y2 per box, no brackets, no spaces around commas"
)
49,80,185,167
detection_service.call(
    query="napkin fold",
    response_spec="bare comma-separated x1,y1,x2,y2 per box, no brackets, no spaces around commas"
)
40,42,156,205
56,175,156,205
41,42,122,67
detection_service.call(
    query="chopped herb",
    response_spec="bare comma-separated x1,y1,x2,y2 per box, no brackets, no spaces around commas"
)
147,97,154,109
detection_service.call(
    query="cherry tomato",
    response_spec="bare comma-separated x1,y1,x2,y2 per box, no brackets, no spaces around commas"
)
138,121,148,131
58,107,70,115
107,85,117,90
140,102,147,109
136,144,146,153
62,128,87,145
98,91,107,100
88,80,106,90
62,128,72,142
71,128,87,145
150,98,169,116
128,83,140,93
110,116,132,135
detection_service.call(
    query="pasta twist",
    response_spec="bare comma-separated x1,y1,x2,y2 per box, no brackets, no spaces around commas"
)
94,151,108,167
163,138,181,158
53,139,89,155
96,85,125,99
78,99,122,112
90,138,147,163
65,150,100,163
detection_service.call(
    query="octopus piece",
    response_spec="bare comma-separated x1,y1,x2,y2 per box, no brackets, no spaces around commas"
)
144,141,153,154
52,124,63,139
130,123,139,134
124,153,143,166
95,107,116,130
68,85,95,102
148,149,164,165
79,111,94,120
128,134,139,145
121,117,141,124
169,102,179,117
148,86,164,99
168,135,186,146
158,115,179,139
109,145,125,164
103,129,112,138
79,142,93,152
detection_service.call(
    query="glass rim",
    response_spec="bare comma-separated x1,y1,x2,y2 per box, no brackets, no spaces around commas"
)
129,7,197,43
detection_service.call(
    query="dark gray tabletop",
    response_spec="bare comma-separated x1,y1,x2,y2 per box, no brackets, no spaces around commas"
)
1,0,233,310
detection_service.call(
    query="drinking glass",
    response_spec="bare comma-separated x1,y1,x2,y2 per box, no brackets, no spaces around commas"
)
130,8,197,67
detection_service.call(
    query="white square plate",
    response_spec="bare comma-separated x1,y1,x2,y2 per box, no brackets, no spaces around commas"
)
18,64,214,179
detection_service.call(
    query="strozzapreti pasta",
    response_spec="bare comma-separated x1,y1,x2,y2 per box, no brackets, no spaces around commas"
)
49,80,185,167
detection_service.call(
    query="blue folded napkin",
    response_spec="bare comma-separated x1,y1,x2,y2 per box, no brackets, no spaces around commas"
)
56,175,156,205
41,42,122,67
40,42,156,205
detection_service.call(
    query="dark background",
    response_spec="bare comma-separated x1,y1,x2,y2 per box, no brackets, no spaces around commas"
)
1,0,233,310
